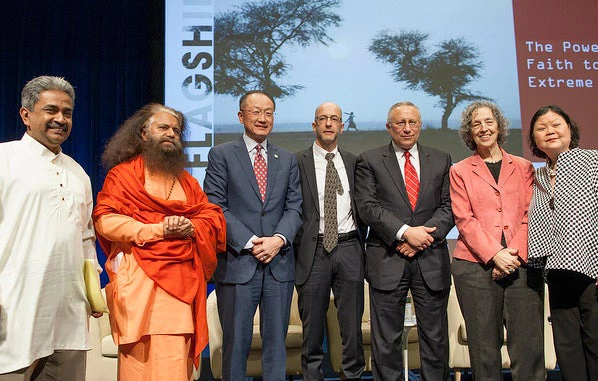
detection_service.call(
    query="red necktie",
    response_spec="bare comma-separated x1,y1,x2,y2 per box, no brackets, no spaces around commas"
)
404,151,419,210
254,144,267,202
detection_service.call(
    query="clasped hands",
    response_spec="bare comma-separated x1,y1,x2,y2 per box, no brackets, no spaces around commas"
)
397,226,437,257
163,215,195,239
251,236,285,264
491,248,521,281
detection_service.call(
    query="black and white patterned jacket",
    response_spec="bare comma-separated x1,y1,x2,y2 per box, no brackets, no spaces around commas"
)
528,148,598,279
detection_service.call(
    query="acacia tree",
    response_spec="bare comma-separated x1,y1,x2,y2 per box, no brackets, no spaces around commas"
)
369,30,489,129
215,0,341,99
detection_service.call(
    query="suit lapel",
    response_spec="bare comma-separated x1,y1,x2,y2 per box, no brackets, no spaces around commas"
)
470,149,517,192
300,148,320,212
382,143,411,207
416,145,433,210
265,142,279,204
339,149,354,194
497,151,516,188
232,137,263,202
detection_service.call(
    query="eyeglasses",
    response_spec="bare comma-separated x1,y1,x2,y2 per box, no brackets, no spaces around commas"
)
241,109,275,118
316,115,342,123
392,120,420,128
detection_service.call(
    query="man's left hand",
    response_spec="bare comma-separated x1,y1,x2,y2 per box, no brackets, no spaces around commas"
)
251,236,285,264
163,216,195,239
396,241,418,257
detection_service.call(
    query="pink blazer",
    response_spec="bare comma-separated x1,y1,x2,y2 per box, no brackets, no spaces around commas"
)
449,149,534,264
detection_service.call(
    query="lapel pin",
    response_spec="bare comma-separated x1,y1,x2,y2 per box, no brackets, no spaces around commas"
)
274,153,279,159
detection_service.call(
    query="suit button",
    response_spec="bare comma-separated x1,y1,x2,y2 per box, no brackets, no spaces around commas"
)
495,191,500,196
261,212,266,216
497,208,502,212
503,225,509,230
316,217,320,222
312,236,316,241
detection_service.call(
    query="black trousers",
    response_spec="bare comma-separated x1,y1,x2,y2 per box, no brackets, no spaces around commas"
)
547,269,598,381
370,259,449,381
452,259,545,381
297,237,365,381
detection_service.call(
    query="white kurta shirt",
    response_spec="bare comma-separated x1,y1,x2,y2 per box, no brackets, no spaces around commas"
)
0,133,98,372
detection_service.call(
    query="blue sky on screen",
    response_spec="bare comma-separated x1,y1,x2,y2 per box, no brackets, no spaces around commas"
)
214,0,521,130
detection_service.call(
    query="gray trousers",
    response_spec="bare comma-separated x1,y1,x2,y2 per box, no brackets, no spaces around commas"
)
452,259,545,381
0,350,86,381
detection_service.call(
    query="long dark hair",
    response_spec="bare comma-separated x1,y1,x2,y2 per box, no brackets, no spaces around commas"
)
101,103,186,170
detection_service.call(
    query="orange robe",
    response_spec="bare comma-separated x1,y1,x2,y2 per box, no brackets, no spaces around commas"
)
93,155,226,365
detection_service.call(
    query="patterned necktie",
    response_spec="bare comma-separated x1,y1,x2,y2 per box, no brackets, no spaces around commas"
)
323,153,344,253
254,144,267,202
404,151,419,210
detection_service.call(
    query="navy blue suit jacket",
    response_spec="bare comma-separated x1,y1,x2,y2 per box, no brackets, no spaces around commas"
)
204,136,303,284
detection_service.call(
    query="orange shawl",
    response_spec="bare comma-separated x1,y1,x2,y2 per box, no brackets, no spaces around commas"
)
93,155,226,364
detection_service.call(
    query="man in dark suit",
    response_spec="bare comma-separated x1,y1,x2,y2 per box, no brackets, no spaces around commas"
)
203,91,303,381
354,101,454,381
294,102,365,381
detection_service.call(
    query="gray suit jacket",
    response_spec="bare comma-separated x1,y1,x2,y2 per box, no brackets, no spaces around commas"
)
293,147,365,286
204,136,303,284
354,142,454,291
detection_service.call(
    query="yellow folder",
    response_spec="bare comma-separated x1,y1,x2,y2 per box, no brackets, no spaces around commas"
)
83,259,109,313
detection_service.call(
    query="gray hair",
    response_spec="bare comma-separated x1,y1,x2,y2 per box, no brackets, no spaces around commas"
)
386,101,420,123
21,76,75,110
459,101,509,151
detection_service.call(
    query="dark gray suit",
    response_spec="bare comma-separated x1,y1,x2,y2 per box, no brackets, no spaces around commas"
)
294,147,365,380
204,136,302,380
354,142,453,381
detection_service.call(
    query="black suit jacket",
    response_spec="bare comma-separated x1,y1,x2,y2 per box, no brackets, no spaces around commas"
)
293,147,365,286
354,142,454,291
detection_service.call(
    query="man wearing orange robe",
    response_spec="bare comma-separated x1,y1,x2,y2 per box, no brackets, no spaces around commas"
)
93,103,226,381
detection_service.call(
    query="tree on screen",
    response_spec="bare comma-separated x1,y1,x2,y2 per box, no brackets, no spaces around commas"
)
215,0,341,99
369,30,490,129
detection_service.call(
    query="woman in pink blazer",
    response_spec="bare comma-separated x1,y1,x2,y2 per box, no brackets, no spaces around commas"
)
449,101,545,381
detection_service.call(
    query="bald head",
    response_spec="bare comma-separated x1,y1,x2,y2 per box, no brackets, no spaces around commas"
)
314,102,342,120
312,102,344,152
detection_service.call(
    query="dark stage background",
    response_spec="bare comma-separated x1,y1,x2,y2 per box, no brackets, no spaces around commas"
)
1,1,165,283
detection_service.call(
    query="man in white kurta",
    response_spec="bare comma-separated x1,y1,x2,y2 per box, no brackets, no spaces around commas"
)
0,76,100,380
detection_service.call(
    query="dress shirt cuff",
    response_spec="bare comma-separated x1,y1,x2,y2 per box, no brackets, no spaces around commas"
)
274,233,287,246
397,224,410,241
244,235,258,249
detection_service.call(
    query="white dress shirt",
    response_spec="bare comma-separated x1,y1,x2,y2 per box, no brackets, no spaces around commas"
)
242,133,287,248
312,143,357,234
0,133,98,373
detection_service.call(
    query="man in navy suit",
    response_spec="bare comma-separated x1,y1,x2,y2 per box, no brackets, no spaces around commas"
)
203,91,302,380
294,102,365,380
354,101,454,381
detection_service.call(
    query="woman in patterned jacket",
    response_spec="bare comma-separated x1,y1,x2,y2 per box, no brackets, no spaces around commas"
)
528,105,598,381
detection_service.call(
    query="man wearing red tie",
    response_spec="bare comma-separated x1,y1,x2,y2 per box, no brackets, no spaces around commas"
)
354,101,454,381
203,91,303,381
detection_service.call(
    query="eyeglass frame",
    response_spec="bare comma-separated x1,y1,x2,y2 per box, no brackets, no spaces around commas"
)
240,109,275,118
315,115,342,123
